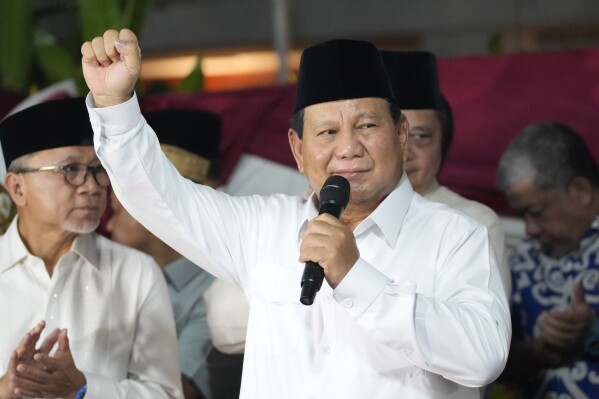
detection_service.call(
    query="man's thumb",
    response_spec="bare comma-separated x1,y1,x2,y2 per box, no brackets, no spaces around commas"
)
573,282,587,304
115,29,142,76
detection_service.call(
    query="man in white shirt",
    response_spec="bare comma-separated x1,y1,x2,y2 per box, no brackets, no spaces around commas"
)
81,29,510,399
381,50,510,298
0,97,182,399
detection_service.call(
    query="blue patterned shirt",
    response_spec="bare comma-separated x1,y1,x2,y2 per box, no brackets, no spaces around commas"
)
164,257,215,398
510,217,599,398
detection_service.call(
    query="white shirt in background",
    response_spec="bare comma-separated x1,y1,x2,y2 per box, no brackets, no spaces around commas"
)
0,218,183,399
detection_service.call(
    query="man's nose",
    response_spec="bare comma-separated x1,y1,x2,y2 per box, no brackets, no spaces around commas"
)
524,217,541,237
79,170,103,193
335,129,364,158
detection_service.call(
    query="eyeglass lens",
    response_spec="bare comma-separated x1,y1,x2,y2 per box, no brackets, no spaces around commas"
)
66,165,110,187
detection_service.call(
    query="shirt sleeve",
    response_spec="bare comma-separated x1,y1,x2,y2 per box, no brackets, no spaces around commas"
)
87,93,265,289
333,222,511,388
83,260,183,398
203,279,250,354
486,215,511,297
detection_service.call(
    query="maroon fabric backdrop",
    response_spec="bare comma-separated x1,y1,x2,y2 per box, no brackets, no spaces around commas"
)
0,90,24,122
3,48,599,217
438,49,599,215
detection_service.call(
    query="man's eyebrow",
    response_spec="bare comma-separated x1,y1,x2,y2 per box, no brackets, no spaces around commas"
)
309,120,337,130
56,155,80,164
355,111,383,119
513,202,535,215
409,125,434,134
57,155,101,164
308,111,384,130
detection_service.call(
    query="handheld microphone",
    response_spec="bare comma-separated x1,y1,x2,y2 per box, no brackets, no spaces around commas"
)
300,175,350,306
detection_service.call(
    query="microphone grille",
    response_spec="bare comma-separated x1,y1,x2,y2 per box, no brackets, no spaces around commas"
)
320,175,350,208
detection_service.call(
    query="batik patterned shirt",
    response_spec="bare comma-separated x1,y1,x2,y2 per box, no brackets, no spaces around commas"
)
510,217,599,398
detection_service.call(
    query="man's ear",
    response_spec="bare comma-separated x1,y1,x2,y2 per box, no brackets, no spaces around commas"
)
288,128,304,174
4,172,26,207
568,176,593,207
398,113,409,162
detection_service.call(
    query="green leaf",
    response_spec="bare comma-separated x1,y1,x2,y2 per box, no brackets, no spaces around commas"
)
176,58,204,93
488,32,502,55
0,0,33,92
122,0,155,33
79,0,122,41
33,31,79,85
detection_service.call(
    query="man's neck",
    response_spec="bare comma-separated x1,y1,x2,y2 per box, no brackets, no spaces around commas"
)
141,238,181,268
17,219,77,277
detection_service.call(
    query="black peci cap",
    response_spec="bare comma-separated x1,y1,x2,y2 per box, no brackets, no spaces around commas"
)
144,108,222,182
0,97,93,168
293,39,396,113
380,51,443,110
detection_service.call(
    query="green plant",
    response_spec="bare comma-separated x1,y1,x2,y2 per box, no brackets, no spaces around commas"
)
0,0,203,96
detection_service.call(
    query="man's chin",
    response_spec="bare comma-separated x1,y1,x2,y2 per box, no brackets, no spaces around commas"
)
62,219,101,234
541,243,570,258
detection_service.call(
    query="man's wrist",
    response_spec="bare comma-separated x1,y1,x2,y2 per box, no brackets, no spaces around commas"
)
0,376,14,399
92,93,133,108
73,383,87,399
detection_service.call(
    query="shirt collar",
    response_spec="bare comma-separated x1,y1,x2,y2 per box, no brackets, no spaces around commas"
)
297,173,414,246
163,257,207,291
0,217,29,273
297,191,320,240
70,231,100,268
573,214,599,254
422,179,440,196
0,216,100,274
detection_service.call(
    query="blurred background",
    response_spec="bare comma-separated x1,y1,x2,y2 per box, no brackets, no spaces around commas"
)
2,0,599,95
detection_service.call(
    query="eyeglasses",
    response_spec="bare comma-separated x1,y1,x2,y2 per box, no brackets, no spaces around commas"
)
15,163,110,188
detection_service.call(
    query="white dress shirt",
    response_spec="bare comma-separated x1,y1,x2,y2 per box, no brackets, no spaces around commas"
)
203,278,249,354
424,181,511,296
0,218,183,399
87,94,511,399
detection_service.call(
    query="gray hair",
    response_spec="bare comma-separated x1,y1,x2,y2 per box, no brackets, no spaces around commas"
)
496,121,599,192
7,153,33,173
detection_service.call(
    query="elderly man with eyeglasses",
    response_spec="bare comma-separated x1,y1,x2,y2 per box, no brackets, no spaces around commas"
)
0,98,183,399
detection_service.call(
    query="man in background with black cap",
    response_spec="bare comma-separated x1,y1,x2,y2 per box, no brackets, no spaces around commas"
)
107,108,245,399
80,28,509,398
0,98,182,398
381,51,510,297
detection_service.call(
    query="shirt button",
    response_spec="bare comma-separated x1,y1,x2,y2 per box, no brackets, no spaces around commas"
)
53,293,58,298
323,345,331,354
342,298,353,308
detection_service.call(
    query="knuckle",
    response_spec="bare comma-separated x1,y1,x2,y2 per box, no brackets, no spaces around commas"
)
103,28,118,38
